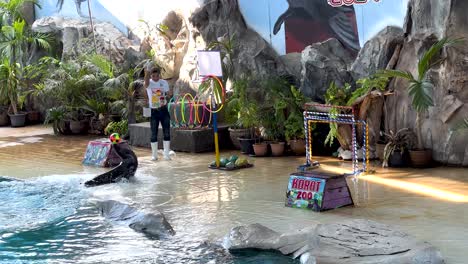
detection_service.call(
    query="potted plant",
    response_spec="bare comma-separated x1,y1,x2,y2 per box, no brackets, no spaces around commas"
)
380,38,461,167
375,131,387,161
284,86,307,155
0,14,52,127
44,106,66,135
0,59,27,127
285,111,306,155
223,76,257,151
0,97,9,126
382,128,414,168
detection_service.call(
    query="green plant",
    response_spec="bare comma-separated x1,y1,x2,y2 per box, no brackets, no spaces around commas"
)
86,54,115,78
382,128,415,168
0,58,21,113
206,34,236,81
324,81,352,147
44,106,65,135
285,112,304,141
347,75,389,105
379,38,462,150
104,119,128,136
0,19,52,114
225,75,250,127
102,67,141,123
452,118,468,131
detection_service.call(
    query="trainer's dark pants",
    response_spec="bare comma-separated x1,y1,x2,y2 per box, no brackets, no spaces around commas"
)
150,106,170,143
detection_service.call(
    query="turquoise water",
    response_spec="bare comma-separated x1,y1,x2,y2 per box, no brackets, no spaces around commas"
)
0,176,297,264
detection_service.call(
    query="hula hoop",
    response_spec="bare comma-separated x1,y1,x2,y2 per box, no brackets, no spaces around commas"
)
181,93,195,126
200,75,225,114
172,94,181,127
194,95,206,127
168,95,177,127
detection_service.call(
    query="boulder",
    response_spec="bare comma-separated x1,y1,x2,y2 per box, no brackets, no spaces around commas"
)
350,26,404,79
223,219,444,264
32,16,142,66
189,0,283,80
95,200,175,238
300,38,354,102
385,0,468,165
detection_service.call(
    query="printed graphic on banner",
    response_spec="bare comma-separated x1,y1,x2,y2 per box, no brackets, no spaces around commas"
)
83,141,112,166
151,88,166,108
328,0,381,7
285,175,326,210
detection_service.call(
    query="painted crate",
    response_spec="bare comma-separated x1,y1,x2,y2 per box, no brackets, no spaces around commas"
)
285,172,354,212
82,140,128,167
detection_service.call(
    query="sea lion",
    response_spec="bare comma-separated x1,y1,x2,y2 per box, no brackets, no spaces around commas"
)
84,142,138,187
273,0,360,52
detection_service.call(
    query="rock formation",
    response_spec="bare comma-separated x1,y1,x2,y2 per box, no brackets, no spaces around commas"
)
350,26,404,80
32,16,141,66
223,220,444,264
190,0,283,80
385,0,468,165
96,200,175,238
300,38,354,102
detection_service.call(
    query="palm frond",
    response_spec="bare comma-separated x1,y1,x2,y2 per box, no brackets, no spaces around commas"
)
418,38,463,79
87,54,115,78
377,69,415,81
453,118,468,131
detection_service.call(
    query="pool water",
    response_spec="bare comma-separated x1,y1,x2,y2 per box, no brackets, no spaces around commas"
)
0,175,298,264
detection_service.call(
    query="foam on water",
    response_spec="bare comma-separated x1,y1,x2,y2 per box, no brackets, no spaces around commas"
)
0,174,298,263
0,174,90,233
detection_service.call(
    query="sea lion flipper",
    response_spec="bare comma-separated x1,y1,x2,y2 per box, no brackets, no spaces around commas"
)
329,12,360,51
273,10,292,35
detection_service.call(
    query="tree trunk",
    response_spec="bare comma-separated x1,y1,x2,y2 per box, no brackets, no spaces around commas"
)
415,111,424,150
337,125,352,150
127,97,136,124
357,92,384,151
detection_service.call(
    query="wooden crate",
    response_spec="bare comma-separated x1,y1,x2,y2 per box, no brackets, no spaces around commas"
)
285,171,353,212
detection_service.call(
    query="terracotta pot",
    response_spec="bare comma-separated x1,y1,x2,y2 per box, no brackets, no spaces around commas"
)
289,139,306,155
253,143,268,156
229,127,253,149
409,149,432,168
376,143,386,161
270,142,285,157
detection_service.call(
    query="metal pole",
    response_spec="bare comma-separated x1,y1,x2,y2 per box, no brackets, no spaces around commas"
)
87,0,98,53
211,79,220,167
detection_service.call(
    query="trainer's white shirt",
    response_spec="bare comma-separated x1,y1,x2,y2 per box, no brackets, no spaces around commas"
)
146,79,170,109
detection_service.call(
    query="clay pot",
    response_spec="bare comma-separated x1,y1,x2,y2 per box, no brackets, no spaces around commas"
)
253,142,268,156
289,139,306,155
409,149,432,168
270,142,285,157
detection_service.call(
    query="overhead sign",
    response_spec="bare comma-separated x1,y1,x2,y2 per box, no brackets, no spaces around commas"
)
328,0,381,7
